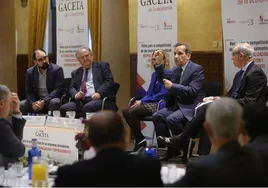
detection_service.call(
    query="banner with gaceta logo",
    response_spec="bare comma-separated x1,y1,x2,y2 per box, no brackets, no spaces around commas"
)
56,0,88,78
137,0,177,142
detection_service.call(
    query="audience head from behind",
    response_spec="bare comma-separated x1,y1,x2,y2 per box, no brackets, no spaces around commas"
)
204,97,243,150
231,42,254,69
173,42,192,67
76,47,93,69
151,49,170,70
239,103,268,146
87,110,125,151
0,85,21,118
33,49,50,70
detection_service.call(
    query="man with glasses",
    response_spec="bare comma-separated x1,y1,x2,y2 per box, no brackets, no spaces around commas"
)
158,43,268,159
20,49,64,115
59,47,117,118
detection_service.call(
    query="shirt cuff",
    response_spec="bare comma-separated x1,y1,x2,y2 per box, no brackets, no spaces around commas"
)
12,113,22,119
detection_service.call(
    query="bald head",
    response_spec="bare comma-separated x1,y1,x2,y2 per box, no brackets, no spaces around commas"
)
87,111,125,148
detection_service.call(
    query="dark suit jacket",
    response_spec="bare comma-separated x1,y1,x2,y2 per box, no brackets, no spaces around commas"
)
227,62,267,105
141,70,171,108
247,135,268,180
0,117,26,168
25,63,64,106
161,61,204,121
54,148,163,187
172,141,267,186
69,62,115,100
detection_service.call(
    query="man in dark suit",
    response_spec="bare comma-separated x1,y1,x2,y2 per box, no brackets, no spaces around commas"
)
0,85,26,169
20,49,64,115
171,98,267,186
59,47,117,117
152,43,204,160
158,43,268,155
54,111,163,187
239,103,268,180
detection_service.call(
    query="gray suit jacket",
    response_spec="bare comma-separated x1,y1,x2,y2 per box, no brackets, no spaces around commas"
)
0,117,26,168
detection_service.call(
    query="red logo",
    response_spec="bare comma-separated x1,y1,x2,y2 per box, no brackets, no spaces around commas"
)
226,18,236,24
260,14,264,22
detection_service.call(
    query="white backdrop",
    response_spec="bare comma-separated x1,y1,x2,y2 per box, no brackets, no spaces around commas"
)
222,0,268,90
137,1,177,141
56,0,88,78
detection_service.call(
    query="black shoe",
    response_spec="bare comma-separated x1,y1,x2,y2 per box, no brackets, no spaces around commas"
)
159,148,180,161
133,139,146,152
157,136,173,147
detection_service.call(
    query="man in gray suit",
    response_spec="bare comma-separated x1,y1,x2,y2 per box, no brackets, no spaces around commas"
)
0,85,26,169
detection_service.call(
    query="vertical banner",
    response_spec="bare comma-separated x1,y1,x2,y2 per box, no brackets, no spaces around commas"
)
222,0,268,91
56,0,88,78
137,0,177,142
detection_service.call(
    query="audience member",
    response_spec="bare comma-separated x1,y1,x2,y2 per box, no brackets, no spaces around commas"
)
158,42,268,155
0,85,25,169
55,111,163,187
153,42,204,160
20,49,64,115
122,49,171,151
171,98,267,186
239,103,268,179
59,47,117,117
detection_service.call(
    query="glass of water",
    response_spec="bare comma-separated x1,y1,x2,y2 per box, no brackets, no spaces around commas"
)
67,111,76,119
53,110,60,118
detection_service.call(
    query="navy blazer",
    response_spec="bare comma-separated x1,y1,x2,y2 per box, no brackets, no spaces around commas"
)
55,148,163,187
227,62,267,106
141,70,171,107
69,62,114,100
172,141,267,186
162,61,204,121
25,63,64,106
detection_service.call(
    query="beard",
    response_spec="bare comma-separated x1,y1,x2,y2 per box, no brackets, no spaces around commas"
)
39,62,49,70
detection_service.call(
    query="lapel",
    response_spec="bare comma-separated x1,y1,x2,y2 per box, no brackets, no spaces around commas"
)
180,60,192,84
46,64,53,89
238,61,255,91
76,67,84,88
92,62,99,90
33,66,39,88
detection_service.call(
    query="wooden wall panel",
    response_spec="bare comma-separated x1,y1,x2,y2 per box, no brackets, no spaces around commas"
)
17,54,28,100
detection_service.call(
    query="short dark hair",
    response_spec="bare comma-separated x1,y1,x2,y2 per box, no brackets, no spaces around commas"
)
32,49,47,60
87,111,124,147
243,103,268,140
174,42,192,54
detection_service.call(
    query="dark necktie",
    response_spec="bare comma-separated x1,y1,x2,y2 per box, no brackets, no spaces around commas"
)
176,67,183,84
231,70,244,98
81,69,89,93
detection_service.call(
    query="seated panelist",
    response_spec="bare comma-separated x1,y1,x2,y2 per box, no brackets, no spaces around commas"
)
59,47,117,117
20,49,64,115
122,49,171,151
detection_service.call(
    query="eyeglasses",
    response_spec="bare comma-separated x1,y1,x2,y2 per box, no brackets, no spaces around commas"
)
37,56,48,62
231,51,240,56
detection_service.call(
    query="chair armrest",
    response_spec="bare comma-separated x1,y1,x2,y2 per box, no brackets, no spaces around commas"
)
101,96,116,110
157,99,165,111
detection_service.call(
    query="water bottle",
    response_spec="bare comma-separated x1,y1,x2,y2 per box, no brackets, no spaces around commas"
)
28,138,41,180
144,137,157,158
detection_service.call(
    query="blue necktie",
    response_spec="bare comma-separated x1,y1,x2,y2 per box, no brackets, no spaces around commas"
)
231,70,244,98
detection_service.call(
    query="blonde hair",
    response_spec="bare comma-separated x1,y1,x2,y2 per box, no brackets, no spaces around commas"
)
151,49,171,70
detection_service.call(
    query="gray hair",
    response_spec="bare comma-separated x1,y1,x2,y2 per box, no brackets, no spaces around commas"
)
75,47,92,59
0,85,10,101
234,43,254,59
205,97,242,139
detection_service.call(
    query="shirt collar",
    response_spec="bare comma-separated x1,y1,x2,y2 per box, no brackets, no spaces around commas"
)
241,61,253,72
37,67,47,75
179,60,189,71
